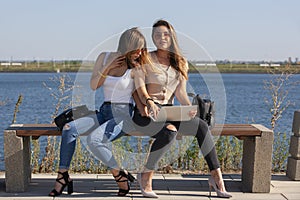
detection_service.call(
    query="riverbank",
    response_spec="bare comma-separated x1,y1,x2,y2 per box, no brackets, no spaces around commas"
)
1,61,299,73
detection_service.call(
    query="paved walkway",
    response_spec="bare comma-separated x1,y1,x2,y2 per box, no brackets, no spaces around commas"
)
0,172,300,199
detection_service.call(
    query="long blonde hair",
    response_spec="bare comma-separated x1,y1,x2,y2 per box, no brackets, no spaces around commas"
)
117,27,151,70
152,20,188,79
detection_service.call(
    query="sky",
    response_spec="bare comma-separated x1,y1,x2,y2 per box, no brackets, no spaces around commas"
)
0,0,300,62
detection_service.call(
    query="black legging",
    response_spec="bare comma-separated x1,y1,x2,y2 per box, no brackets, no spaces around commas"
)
132,107,220,171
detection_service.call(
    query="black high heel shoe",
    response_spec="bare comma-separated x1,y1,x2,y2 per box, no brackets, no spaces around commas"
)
113,169,135,196
49,171,73,197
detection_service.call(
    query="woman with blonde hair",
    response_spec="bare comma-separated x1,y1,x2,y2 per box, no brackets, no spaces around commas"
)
49,27,151,197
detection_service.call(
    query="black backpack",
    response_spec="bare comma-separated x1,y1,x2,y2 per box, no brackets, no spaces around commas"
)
188,93,216,129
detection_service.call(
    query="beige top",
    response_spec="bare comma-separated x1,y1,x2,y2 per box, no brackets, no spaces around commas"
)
134,63,185,105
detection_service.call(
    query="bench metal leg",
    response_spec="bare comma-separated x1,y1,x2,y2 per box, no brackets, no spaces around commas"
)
242,124,274,193
4,130,31,192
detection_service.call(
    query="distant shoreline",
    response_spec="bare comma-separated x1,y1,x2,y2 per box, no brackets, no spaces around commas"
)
0,62,299,74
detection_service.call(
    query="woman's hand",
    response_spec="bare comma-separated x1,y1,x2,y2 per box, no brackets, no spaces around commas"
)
148,102,161,120
139,105,149,117
106,55,125,71
188,109,197,118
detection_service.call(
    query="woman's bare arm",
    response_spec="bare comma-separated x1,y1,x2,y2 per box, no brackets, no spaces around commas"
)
90,53,125,90
90,53,106,91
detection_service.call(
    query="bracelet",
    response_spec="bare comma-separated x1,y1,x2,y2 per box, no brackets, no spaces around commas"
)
97,71,107,78
146,98,154,105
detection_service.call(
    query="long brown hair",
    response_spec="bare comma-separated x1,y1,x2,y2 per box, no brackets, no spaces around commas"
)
117,27,151,70
152,20,188,79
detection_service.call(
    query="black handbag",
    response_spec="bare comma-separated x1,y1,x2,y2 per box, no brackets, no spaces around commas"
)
188,93,216,128
54,105,96,130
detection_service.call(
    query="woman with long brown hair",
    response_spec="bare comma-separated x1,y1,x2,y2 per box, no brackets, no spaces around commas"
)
133,20,232,198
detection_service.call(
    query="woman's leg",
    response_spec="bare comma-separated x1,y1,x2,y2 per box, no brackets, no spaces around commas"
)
49,121,80,196
86,121,119,169
110,168,135,196
87,115,135,196
133,111,178,170
177,118,230,195
136,121,177,195
132,110,177,196
137,126,176,198
144,126,177,170
210,168,228,192
176,117,219,169
59,117,98,169
87,104,134,168
49,116,98,196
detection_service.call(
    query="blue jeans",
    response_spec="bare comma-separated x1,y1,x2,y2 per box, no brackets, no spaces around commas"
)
59,103,133,170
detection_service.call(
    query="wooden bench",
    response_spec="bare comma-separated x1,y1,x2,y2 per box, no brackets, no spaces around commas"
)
3,123,273,193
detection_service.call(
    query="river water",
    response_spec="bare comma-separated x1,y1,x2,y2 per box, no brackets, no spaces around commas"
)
0,72,299,170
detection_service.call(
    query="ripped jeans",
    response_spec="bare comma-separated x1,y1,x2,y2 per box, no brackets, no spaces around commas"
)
58,103,133,170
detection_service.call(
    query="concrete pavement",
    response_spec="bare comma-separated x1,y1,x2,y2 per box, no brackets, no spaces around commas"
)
0,172,300,199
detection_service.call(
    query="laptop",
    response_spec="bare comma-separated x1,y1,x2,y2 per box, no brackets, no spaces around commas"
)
150,105,198,122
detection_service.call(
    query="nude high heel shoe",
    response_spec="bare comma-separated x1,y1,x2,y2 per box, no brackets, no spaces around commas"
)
208,176,232,198
137,173,159,198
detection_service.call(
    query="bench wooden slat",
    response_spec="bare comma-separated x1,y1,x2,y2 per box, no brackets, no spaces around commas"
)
6,124,60,137
211,124,261,137
6,123,262,138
